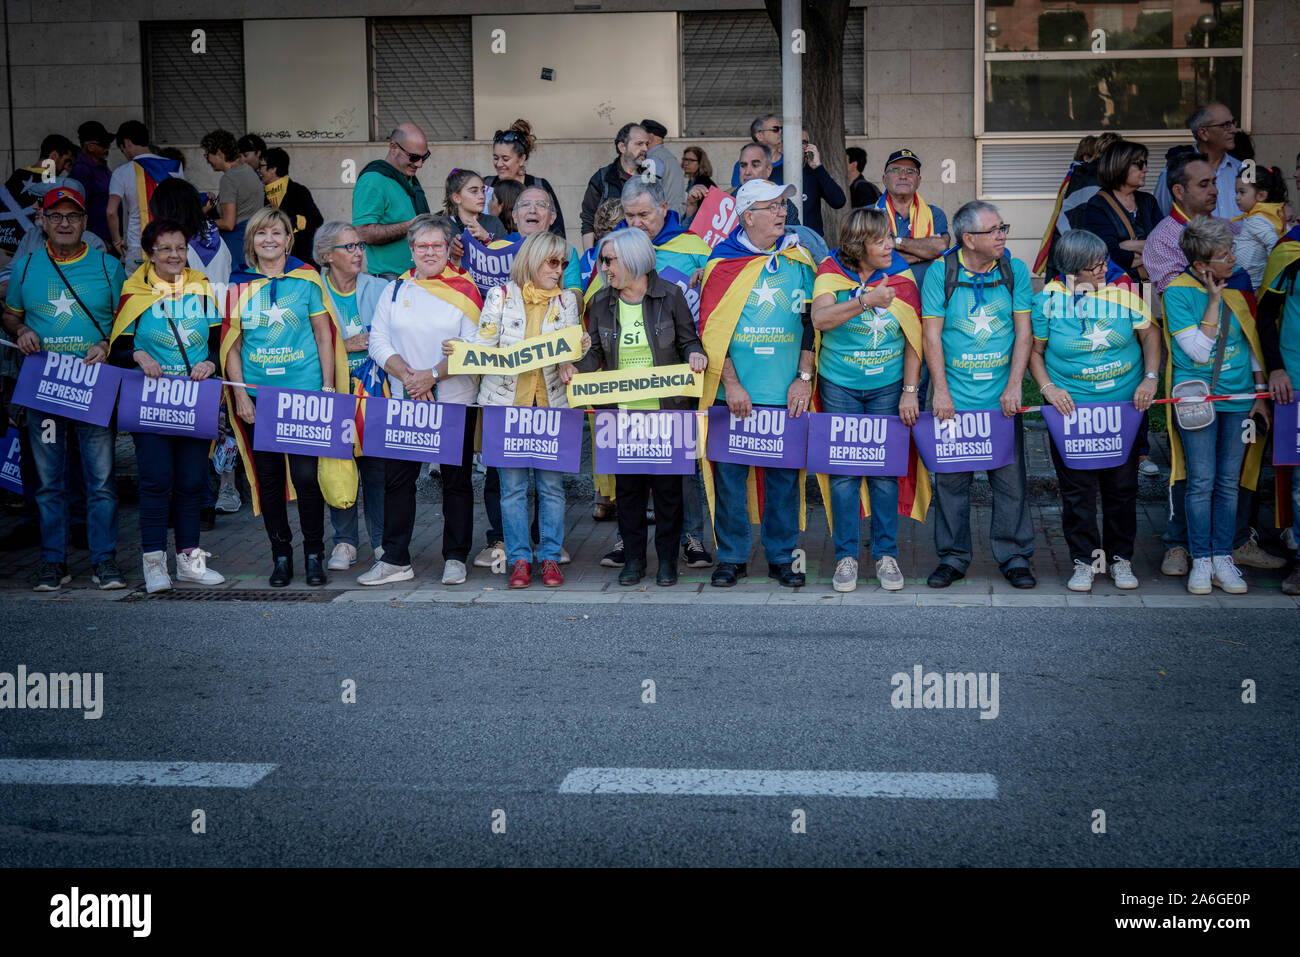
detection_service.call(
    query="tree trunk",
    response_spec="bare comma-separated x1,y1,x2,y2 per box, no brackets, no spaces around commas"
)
764,0,851,246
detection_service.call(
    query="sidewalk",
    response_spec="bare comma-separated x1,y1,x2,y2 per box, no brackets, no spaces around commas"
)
1,424,1295,608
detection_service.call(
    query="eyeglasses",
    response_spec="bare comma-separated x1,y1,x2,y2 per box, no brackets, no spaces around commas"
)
516,200,552,211
1207,251,1236,264
1081,259,1107,273
393,144,430,164
761,125,782,134
333,241,367,253
413,242,448,254
151,245,188,256
746,202,785,214
543,257,569,270
43,212,85,224
885,166,919,176
1203,118,1237,131
968,223,1011,237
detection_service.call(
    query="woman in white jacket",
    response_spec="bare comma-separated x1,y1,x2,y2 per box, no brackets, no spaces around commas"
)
472,231,585,588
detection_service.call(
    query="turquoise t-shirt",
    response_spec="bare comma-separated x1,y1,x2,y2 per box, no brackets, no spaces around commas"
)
1031,286,1148,404
352,171,417,275
921,252,1032,410
818,289,907,390
4,245,125,355
1266,271,1300,379
237,275,328,396
1163,282,1255,414
563,243,583,293
328,278,367,383
125,292,221,377
720,257,815,407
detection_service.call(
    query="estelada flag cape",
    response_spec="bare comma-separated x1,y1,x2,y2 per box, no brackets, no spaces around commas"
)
111,262,219,343
696,226,816,530
1160,268,1266,491
583,211,711,307
875,191,936,238
132,156,182,232
1259,223,1300,529
810,249,931,525
1033,162,1076,275
218,257,349,515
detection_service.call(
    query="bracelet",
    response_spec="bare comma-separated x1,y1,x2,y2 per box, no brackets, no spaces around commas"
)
901,384,919,394
321,386,336,393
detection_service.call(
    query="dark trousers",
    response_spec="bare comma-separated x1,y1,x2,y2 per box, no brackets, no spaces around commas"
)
1049,440,1139,565
616,473,683,564
133,432,209,553
252,449,324,558
382,407,477,566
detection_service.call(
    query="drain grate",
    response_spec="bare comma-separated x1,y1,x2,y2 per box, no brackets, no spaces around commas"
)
125,588,341,603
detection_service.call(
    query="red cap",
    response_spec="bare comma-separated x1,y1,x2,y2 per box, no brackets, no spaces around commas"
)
41,187,86,212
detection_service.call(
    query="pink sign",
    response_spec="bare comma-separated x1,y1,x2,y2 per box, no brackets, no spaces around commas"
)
688,188,740,249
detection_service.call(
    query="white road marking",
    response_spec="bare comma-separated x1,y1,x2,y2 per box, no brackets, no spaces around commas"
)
558,768,997,798
0,760,278,788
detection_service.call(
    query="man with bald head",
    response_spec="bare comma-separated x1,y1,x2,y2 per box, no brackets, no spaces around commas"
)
352,122,432,276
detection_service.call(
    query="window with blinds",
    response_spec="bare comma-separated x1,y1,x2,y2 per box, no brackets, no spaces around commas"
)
371,18,474,142
142,22,246,146
682,11,864,138
979,140,1173,198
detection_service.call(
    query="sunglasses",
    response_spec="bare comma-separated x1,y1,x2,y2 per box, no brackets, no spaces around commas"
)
394,144,430,164
1134,159,1148,169
599,255,618,267
543,257,569,270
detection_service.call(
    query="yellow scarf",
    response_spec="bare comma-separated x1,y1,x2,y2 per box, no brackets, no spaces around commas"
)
884,191,935,238
514,283,563,407
264,175,289,208
1232,201,1287,238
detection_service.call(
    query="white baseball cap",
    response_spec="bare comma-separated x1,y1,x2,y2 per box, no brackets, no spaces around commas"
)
735,179,797,216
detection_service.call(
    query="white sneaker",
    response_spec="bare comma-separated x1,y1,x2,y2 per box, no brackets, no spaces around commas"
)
214,484,241,513
1187,557,1213,594
1161,546,1190,576
474,542,504,568
356,560,414,586
374,545,384,562
327,543,357,571
1138,457,1159,477
832,557,858,592
176,549,225,585
1212,555,1248,594
1067,559,1094,592
875,555,904,591
141,550,171,594
1108,557,1139,590
442,559,467,585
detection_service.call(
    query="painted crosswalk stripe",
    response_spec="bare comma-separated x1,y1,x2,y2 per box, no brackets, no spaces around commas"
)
0,760,278,788
559,768,997,799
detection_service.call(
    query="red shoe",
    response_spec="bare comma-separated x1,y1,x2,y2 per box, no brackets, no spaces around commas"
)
541,559,564,587
508,560,531,588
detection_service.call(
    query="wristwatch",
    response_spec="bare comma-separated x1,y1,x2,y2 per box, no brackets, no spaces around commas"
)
797,371,812,382
431,368,441,383
901,384,919,394
1143,371,1159,380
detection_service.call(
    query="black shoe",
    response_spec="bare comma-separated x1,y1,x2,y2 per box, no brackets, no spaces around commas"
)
618,560,646,586
199,507,216,532
70,523,89,550
600,539,625,568
656,561,678,586
767,562,805,587
305,552,327,586
927,564,965,588
682,535,713,568
269,555,293,587
34,561,71,592
1004,566,1036,589
0,523,40,551
91,559,126,590
711,562,747,587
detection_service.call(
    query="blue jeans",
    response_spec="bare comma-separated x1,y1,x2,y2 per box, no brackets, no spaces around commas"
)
1162,477,1253,552
712,406,801,564
818,378,902,561
680,465,708,543
330,455,385,550
1177,414,1247,559
25,414,117,564
932,414,1033,573
499,467,565,564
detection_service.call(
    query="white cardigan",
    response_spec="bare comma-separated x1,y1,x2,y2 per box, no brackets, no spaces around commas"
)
369,277,480,404
472,282,581,408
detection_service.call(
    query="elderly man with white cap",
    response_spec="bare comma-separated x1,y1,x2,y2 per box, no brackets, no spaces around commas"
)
697,178,817,588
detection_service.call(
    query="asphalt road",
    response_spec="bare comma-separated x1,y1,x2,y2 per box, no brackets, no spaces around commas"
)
0,599,1295,867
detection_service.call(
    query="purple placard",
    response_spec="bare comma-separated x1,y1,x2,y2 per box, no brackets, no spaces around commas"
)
117,371,221,440
592,410,699,475
1273,401,1300,466
806,412,910,477
461,231,524,295
361,398,466,465
252,386,356,460
481,405,584,473
913,410,1014,473
0,427,22,495
1041,401,1144,471
706,405,809,469
11,351,123,426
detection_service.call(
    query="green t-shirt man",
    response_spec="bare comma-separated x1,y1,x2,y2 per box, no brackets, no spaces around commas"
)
352,160,429,276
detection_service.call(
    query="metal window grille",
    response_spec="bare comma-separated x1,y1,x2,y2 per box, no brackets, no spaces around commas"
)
979,140,1176,199
682,11,864,138
371,18,474,142
142,22,246,145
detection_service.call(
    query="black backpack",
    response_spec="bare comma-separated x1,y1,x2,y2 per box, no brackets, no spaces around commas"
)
942,249,1015,308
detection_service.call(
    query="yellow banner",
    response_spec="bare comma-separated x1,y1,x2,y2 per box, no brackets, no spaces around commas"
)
566,363,704,408
448,326,582,376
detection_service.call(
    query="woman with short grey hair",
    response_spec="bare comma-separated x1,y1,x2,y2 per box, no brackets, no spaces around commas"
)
572,228,707,586
316,219,390,572
1162,216,1269,595
1029,228,1161,593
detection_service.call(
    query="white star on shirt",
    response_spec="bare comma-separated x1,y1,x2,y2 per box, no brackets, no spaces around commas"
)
753,280,779,308
49,291,77,318
264,304,289,327
864,309,892,347
1083,323,1112,351
970,307,994,336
